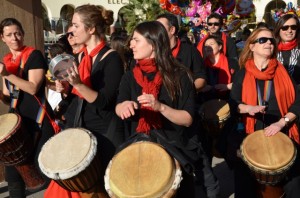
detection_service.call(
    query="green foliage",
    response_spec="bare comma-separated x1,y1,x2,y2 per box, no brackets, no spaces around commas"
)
120,0,166,34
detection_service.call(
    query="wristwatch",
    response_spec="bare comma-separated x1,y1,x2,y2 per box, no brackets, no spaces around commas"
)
283,116,290,126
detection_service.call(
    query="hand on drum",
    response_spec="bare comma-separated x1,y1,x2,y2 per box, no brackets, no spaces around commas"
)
55,80,68,93
137,93,162,112
246,105,266,116
264,121,285,137
118,101,138,120
0,62,9,76
64,65,81,86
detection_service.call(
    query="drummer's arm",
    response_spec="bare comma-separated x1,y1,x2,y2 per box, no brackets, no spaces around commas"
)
0,78,11,105
2,68,44,95
158,104,193,127
72,83,98,103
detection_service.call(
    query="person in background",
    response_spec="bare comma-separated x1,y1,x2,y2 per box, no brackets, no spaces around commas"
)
197,13,238,60
0,17,55,197
110,34,133,72
274,14,300,85
46,43,73,129
230,27,300,198
116,20,199,197
156,13,206,92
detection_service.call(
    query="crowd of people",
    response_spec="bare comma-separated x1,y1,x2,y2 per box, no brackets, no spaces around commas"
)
0,3,300,198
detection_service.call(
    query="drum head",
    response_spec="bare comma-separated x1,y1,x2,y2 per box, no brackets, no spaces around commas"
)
0,113,20,142
49,54,75,80
38,128,97,180
200,99,230,121
241,130,295,171
109,142,175,198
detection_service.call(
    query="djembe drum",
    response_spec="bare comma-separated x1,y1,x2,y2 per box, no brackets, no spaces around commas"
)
199,99,230,157
240,130,296,198
0,113,45,191
104,141,182,198
38,128,107,198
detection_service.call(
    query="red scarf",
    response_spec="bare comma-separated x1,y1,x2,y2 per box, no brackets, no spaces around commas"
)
72,41,106,98
2,46,34,75
242,58,299,144
133,58,163,134
204,53,231,84
172,38,181,58
197,32,227,57
278,39,297,51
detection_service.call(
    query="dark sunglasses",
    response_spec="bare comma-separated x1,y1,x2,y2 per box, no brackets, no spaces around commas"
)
281,25,298,31
253,37,276,45
66,32,74,37
207,22,220,26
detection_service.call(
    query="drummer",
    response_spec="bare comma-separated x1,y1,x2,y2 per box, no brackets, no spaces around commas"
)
116,21,200,197
46,4,125,197
230,27,300,197
0,18,55,197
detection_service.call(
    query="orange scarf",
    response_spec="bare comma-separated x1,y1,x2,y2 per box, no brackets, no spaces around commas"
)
278,39,297,51
133,58,162,134
242,58,299,144
197,32,227,57
205,53,231,84
3,46,34,75
72,41,106,98
172,38,181,58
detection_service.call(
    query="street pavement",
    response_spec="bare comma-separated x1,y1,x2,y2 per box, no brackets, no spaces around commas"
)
0,157,235,198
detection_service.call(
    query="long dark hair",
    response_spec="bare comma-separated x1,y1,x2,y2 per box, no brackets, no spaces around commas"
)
132,21,193,101
273,14,300,47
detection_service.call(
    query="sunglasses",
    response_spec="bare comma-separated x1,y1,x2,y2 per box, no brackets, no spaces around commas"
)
253,37,276,45
66,32,74,37
281,25,298,31
207,22,220,26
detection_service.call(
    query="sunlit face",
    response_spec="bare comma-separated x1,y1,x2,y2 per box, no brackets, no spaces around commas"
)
279,18,297,43
204,38,222,58
1,25,24,52
71,13,92,45
207,17,221,34
250,30,274,58
130,31,154,60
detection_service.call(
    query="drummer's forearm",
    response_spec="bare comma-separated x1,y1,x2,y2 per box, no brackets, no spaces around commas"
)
73,83,98,103
3,69,44,95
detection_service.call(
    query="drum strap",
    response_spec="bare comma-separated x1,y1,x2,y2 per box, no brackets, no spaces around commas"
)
257,80,272,127
73,46,111,127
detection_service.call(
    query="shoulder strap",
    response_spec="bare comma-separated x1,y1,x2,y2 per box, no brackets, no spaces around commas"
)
92,46,110,73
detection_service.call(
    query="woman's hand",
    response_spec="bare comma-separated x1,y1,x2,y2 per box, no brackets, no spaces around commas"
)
264,119,285,137
64,65,82,87
0,62,9,77
245,105,266,116
137,93,162,112
116,101,138,120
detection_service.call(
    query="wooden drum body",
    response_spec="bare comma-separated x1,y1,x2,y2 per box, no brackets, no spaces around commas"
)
38,128,102,192
0,113,45,191
199,99,230,138
104,141,182,198
0,113,33,165
241,130,296,185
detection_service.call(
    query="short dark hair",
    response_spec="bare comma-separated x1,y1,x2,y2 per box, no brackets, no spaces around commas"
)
0,18,25,36
207,13,223,26
156,13,179,35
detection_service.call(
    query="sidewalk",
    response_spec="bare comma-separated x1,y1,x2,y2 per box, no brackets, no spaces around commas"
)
0,157,234,198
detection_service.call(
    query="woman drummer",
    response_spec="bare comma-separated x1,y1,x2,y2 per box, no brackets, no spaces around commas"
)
50,4,124,196
0,18,55,197
230,27,300,197
116,21,200,197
